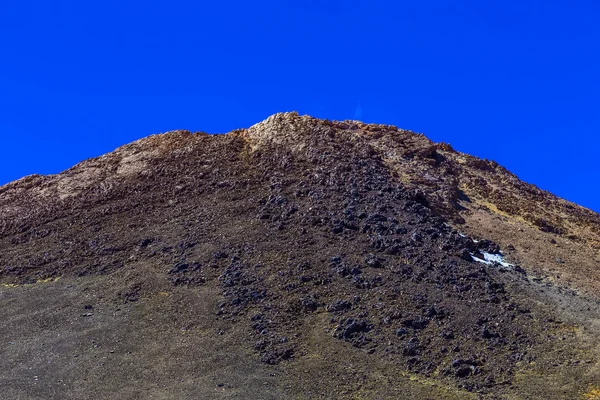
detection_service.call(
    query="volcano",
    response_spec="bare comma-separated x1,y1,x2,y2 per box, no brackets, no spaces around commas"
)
1,112,599,399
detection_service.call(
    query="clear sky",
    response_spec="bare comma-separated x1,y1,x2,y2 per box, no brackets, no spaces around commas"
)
1,1,599,212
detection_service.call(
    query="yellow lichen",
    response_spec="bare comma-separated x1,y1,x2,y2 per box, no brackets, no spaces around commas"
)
1,277,59,288
584,387,600,399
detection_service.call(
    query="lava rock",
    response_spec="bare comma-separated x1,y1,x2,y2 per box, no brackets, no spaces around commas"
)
335,319,372,340
326,300,352,313
481,325,500,339
396,328,409,336
364,254,384,268
300,297,319,312
402,317,429,330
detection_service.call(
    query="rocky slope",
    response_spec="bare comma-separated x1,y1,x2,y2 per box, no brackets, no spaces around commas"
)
1,112,599,399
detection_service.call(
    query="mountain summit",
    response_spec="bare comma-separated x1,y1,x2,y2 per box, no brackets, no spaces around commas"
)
1,112,599,399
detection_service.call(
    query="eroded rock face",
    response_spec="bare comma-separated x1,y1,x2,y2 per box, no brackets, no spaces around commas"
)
1,112,599,399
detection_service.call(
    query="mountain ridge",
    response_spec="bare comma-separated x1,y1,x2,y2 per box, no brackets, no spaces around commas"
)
2,112,599,294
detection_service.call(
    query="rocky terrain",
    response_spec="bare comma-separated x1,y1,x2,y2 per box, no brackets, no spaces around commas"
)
1,112,599,399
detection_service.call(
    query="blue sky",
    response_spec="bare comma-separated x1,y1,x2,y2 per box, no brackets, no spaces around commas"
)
1,1,599,212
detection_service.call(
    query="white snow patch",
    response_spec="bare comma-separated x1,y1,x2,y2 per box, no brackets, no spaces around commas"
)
457,232,479,243
471,252,514,269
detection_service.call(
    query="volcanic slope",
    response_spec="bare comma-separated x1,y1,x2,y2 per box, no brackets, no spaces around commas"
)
1,112,600,399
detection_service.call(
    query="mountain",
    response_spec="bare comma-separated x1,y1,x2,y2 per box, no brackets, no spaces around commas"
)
1,112,599,399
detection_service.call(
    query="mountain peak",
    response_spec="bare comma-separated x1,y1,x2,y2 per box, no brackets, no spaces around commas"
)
242,111,410,148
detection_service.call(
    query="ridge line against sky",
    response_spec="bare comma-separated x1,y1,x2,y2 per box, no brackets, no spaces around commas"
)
1,1,598,212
